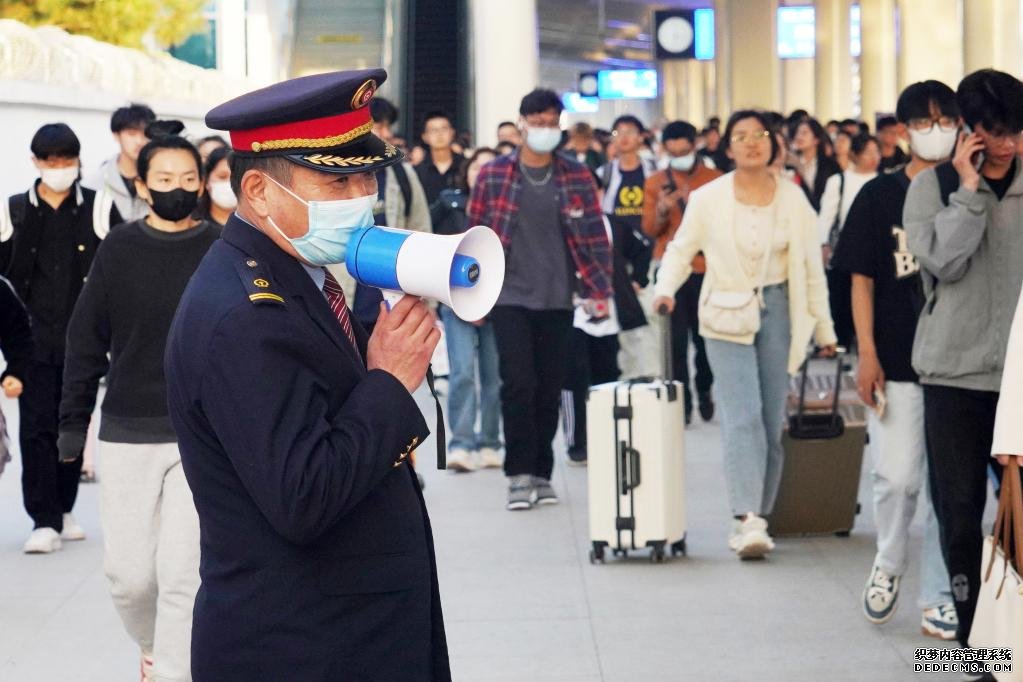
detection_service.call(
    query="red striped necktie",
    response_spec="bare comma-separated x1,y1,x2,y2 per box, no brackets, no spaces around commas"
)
322,271,360,357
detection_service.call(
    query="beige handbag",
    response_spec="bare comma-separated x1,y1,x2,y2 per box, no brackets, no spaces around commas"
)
699,205,777,337
969,458,1023,681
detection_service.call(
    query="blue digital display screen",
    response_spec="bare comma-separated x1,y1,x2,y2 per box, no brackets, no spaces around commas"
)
597,69,658,100
694,8,715,61
777,6,816,59
562,92,600,113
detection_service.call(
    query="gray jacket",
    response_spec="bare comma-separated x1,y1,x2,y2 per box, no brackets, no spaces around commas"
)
904,161,1023,391
82,156,149,236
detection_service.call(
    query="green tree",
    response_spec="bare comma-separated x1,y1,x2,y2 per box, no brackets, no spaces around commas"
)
0,0,206,49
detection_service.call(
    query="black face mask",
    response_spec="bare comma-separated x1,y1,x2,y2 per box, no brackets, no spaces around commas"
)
147,188,199,221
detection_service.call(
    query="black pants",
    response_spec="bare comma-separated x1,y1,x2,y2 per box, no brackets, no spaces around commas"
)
562,329,620,453
490,306,573,480
827,268,854,349
672,274,713,414
923,384,1009,647
20,360,82,531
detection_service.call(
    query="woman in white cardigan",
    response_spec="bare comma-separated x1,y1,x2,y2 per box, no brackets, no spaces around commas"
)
653,110,837,559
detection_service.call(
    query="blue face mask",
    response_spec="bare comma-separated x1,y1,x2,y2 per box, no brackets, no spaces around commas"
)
264,174,376,266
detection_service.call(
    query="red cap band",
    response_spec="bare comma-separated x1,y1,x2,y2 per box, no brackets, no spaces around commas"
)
230,107,373,153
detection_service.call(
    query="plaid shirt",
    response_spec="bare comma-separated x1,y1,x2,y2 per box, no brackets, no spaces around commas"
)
466,150,612,301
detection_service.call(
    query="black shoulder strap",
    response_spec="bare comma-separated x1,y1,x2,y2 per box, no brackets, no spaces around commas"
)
391,163,413,218
934,161,960,207
8,193,27,226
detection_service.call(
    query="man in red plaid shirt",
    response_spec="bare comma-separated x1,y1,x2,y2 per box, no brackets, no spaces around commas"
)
466,88,613,511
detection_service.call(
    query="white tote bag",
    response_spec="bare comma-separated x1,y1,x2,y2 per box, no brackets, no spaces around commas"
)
969,459,1023,681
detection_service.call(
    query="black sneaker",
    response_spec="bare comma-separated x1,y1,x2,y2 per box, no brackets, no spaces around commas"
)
567,447,587,466
698,391,715,422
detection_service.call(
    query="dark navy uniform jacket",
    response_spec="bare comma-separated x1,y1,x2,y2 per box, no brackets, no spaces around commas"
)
165,214,450,681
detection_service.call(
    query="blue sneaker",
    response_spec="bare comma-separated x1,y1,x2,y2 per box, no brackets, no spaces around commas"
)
921,602,958,640
863,563,900,624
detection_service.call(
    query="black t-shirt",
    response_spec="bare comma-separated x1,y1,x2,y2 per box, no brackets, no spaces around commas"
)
612,165,646,237
831,169,923,382
984,159,1016,201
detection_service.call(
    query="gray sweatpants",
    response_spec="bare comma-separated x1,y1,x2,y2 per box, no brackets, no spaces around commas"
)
100,441,200,682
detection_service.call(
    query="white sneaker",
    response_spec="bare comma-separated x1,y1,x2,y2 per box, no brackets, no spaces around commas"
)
477,447,503,469
23,527,62,554
728,513,775,560
61,513,86,541
447,448,477,473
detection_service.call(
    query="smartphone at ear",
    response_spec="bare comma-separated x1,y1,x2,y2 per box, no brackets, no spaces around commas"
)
962,123,985,171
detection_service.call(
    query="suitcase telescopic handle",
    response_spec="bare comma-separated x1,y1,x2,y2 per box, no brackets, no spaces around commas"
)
619,441,641,494
657,302,673,382
795,348,846,431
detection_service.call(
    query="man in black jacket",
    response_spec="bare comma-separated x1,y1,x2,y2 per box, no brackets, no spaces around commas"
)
0,123,116,554
166,69,449,681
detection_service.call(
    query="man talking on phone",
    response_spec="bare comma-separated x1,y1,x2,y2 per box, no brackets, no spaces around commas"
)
831,80,959,641
904,68,1023,654
165,69,450,681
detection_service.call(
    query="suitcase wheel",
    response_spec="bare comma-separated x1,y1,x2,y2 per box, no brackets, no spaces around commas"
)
650,547,666,563
835,530,851,538
670,538,687,557
588,548,605,565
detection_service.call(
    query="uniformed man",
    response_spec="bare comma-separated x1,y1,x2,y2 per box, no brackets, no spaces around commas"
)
165,68,450,681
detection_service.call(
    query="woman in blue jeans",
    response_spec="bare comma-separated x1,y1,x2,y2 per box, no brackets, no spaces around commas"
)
434,148,503,471
653,111,836,559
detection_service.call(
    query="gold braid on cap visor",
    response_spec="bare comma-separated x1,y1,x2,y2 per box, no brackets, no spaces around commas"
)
249,121,374,152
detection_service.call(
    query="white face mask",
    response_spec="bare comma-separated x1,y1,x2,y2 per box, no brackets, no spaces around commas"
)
40,167,78,193
264,174,376,266
525,126,561,153
669,153,696,172
908,126,957,162
208,181,237,210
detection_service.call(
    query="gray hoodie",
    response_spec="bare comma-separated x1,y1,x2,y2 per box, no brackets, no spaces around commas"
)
82,156,149,237
904,160,1023,391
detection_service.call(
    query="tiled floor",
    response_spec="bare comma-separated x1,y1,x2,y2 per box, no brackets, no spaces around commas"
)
0,384,976,681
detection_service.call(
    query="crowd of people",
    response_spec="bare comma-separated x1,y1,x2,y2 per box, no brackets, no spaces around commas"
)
0,65,1022,681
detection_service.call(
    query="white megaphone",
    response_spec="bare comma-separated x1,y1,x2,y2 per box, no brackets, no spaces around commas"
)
344,225,505,321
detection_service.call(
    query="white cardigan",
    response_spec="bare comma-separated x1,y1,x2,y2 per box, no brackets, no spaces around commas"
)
653,172,837,374
992,281,1023,457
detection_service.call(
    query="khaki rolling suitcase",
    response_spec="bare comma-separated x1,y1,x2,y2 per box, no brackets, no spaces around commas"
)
768,354,867,537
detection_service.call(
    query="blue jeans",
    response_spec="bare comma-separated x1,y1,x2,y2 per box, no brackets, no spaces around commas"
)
704,284,791,517
439,305,502,451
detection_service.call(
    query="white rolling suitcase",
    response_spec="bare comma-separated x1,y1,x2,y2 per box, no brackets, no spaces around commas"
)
586,306,687,563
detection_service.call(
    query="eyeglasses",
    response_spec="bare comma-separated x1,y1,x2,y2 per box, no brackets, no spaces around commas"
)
730,130,772,144
907,117,958,134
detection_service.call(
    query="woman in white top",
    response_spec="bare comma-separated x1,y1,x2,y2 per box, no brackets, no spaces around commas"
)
817,134,881,348
653,111,837,560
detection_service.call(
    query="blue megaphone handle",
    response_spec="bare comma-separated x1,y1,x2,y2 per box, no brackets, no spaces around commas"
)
450,254,480,289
